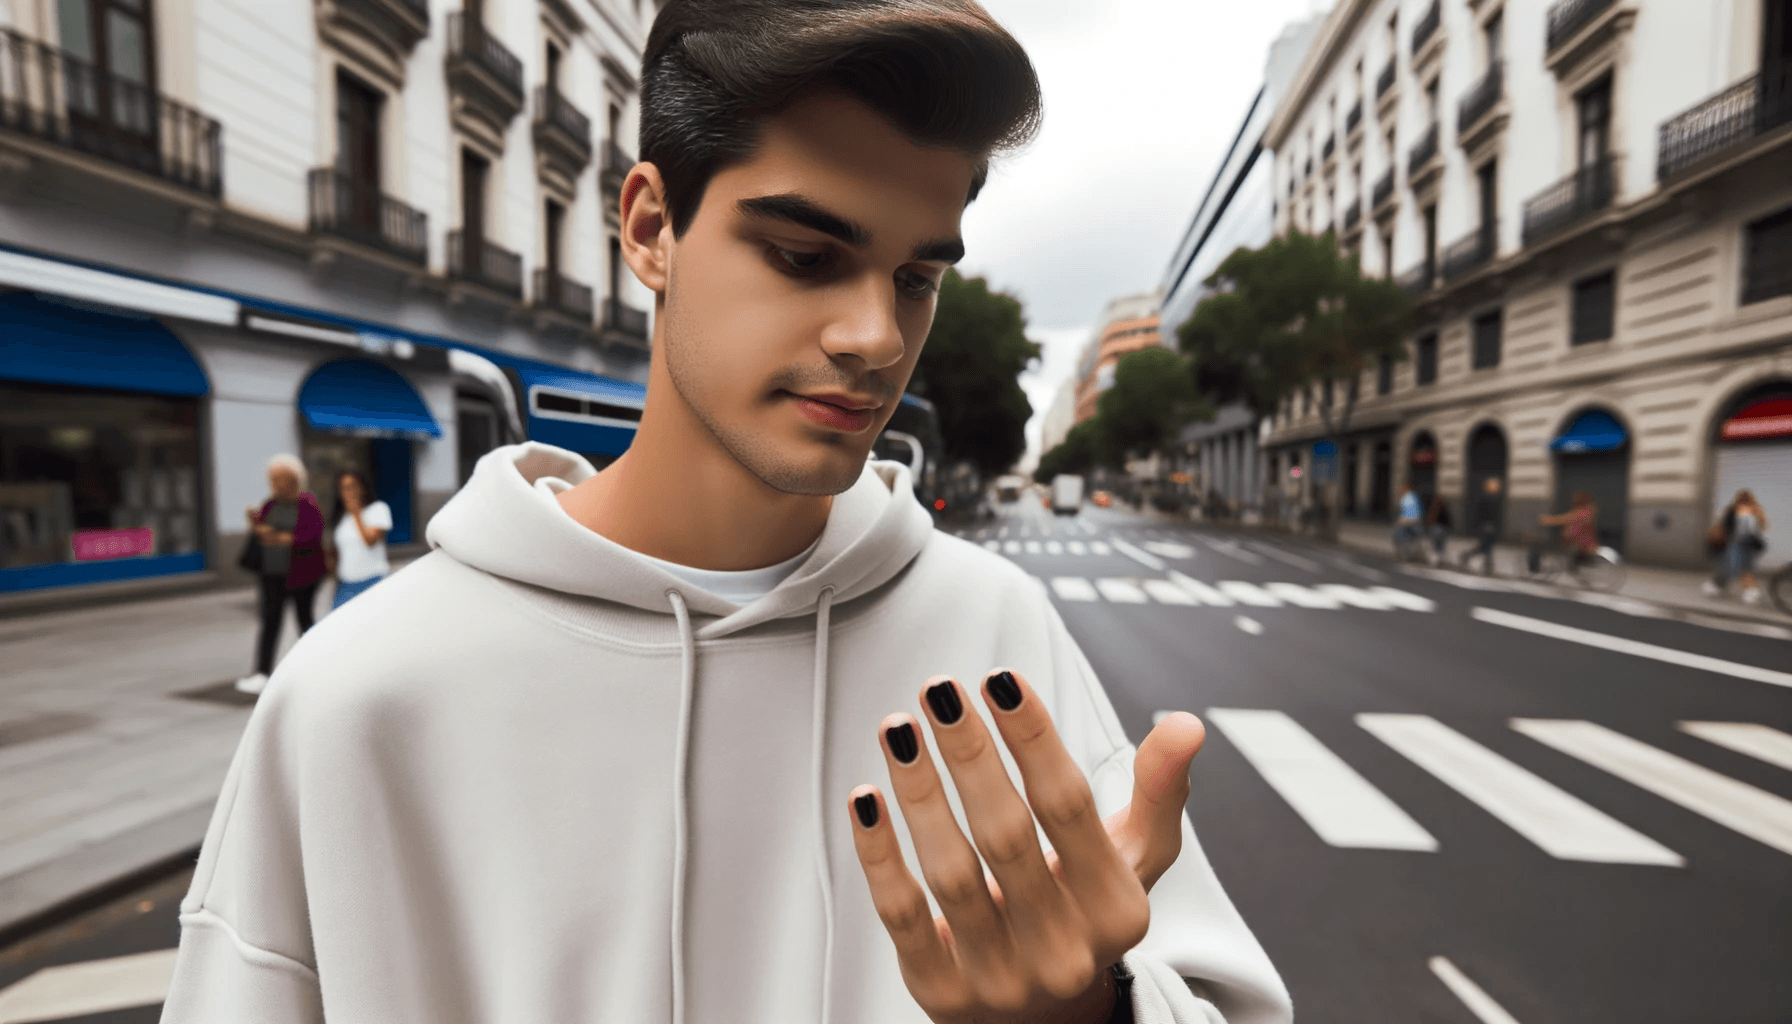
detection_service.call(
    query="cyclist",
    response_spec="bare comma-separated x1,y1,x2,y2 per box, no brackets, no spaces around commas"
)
1536,491,1600,572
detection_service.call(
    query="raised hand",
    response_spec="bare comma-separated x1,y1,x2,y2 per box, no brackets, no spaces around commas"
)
849,669,1206,1024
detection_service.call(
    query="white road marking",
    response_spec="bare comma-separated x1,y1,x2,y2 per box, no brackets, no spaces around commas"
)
1206,709,1436,850
1513,719,1792,856
1142,541,1196,559
1082,521,1100,535
1428,956,1524,1024
1324,555,1391,582
1217,581,1284,607
1357,714,1682,866
1678,722,1792,772
1095,578,1150,603
1067,541,1088,556
1314,583,1399,609
1111,538,1165,570
1004,541,1022,555
1265,582,1343,609
1234,616,1265,635
1246,541,1322,573
1142,579,1199,605
1472,607,1792,688
1090,541,1113,556
1045,541,1063,555
1198,537,1263,565
998,526,1009,539
1167,570,1235,606
0,948,179,1022
1049,577,1099,602
1025,541,1042,554
982,540,1000,552
1367,586,1436,612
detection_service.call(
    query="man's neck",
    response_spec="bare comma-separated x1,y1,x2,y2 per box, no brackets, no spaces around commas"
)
555,369,833,573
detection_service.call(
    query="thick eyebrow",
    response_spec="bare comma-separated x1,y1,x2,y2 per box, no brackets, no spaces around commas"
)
737,192,964,265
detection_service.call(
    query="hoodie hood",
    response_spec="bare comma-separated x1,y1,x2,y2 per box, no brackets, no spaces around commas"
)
426,442,936,637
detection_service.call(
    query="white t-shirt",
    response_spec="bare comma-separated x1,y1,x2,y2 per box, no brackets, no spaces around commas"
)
333,501,393,583
638,540,818,606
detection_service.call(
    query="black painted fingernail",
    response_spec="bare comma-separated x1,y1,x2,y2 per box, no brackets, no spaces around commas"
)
987,670,1023,711
885,722,919,764
925,681,963,724
854,793,879,828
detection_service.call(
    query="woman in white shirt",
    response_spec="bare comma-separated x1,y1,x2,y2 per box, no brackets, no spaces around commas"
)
328,469,392,609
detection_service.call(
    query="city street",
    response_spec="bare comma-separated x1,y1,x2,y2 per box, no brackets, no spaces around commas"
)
3,498,1788,1022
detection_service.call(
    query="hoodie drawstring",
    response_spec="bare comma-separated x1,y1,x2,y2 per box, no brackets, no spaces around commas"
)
666,586,840,1024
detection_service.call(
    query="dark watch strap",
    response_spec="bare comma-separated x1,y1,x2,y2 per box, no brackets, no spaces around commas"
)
1104,960,1135,1024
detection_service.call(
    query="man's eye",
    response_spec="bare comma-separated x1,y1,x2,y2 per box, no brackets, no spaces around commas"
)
770,246,833,275
898,271,938,299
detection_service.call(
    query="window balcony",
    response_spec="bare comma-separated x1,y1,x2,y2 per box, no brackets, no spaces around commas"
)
1458,60,1505,143
1546,0,1617,56
317,0,430,74
446,13,524,141
448,230,523,299
1371,168,1396,213
1411,0,1441,56
307,168,427,265
1406,122,1440,184
1375,59,1397,102
1441,221,1497,281
1521,154,1619,246
601,139,634,194
0,27,222,197
604,296,649,342
1322,135,1336,166
1345,100,1363,139
1396,261,1436,297
533,268,594,322
1343,201,1362,235
533,86,592,187
1657,74,1792,182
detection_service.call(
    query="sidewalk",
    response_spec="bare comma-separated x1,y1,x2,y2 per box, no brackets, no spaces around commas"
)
0,571,377,943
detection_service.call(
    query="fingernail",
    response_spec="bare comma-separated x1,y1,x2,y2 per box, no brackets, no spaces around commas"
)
885,722,919,764
987,670,1023,711
854,793,879,829
925,681,963,725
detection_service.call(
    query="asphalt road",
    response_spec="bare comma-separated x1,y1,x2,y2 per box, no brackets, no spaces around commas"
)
3,498,1788,1023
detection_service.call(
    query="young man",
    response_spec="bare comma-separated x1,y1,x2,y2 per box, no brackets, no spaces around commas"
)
160,3,1290,1022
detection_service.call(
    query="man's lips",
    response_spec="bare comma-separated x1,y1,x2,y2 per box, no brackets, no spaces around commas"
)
783,391,881,432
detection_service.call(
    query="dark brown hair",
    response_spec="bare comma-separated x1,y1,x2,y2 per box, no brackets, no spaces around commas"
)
640,0,1042,237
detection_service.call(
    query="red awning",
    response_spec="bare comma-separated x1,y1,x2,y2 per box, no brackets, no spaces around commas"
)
1721,397,1792,440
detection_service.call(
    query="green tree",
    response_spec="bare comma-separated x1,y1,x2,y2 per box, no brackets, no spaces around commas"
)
1034,418,1104,484
911,269,1042,478
1177,230,1412,528
1094,347,1212,461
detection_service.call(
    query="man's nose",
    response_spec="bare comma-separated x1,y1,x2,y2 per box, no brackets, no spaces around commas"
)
820,278,906,371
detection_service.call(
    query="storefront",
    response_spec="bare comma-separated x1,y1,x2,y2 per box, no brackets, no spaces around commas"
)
1711,384,1792,570
296,358,442,544
1550,408,1630,552
0,292,210,592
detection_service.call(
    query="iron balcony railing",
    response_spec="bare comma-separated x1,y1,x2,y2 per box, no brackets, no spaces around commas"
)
1441,220,1498,280
448,230,523,298
447,12,523,106
1657,74,1792,181
1376,59,1397,101
602,140,634,184
1546,0,1617,55
1372,168,1396,210
1322,135,1336,161
1412,0,1441,55
308,168,427,263
605,297,649,340
1522,153,1619,246
1459,60,1504,136
1343,201,1362,233
0,27,222,195
1397,261,1436,297
1407,122,1439,179
1346,101,1363,136
533,268,594,320
534,86,591,156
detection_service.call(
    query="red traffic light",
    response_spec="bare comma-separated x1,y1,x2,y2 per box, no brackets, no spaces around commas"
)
933,499,946,510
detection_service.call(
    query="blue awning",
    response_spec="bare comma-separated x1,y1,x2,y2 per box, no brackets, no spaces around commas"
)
1551,410,1628,453
0,291,209,396
511,360,646,458
299,359,441,439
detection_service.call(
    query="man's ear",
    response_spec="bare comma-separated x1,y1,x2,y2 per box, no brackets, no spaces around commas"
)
620,162,673,295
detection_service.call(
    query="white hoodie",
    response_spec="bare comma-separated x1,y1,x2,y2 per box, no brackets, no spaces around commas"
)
161,443,1291,1024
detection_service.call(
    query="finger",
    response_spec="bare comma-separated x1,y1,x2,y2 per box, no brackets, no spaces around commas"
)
846,786,960,992
879,710,1017,977
915,679,1070,952
1118,711,1205,889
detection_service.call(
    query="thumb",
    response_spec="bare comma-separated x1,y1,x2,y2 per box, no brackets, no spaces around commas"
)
1120,712,1205,889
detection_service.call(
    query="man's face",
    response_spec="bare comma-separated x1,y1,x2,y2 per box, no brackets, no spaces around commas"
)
653,92,974,496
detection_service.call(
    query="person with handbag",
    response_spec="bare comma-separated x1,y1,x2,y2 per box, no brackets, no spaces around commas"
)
1727,489,1771,605
235,454,326,695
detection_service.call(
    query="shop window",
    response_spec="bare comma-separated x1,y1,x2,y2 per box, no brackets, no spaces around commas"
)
0,382,202,577
1415,332,1438,385
1742,206,1792,305
1472,309,1503,369
1571,269,1616,343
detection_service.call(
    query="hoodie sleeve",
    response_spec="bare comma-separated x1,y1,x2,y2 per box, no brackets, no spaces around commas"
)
160,678,325,1024
1035,598,1294,1024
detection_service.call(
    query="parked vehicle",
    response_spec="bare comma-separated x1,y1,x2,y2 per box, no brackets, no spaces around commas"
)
994,475,1026,503
1050,474,1084,515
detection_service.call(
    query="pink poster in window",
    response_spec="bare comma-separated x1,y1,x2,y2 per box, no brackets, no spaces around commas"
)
73,528,156,561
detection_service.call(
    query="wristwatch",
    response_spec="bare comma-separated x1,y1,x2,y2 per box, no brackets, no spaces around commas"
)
1103,960,1135,1024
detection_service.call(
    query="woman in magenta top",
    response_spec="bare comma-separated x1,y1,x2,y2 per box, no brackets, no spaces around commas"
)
1541,491,1600,559
235,454,326,695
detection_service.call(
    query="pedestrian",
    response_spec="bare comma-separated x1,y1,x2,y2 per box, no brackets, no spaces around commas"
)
234,454,325,695
1702,498,1737,596
161,3,1289,1023
327,469,392,609
1426,492,1453,563
1725,489,1771,604
1465,476,1503,573
1392,479,1423,555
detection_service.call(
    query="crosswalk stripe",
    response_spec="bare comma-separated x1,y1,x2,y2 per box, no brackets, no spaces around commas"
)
1357,714,1682,865
1512,719,1792,856
1095,578,1150,603
1111,538,1165,570
1207,709,1437,851
1049,576,1099,602
1197,537,1263,565
1246,541,1322,573
1234,615,1265,635
1142,579,1199,605
998,526,1009,538
1004,541,1021,554
1025,541,1042,554
1142,540,1196,559
1265,582,1343,608
1368,586,1436,612
0,948,178,1022
1217,581,1284,607
1474,607,1792,688
1428,956,1525,1024
1677,722,1792,772
1311,583,1395,609
1167,570,1235,606
983,540,999,552
1089,541,1113,555
1045,541,1063,555
1067,541,1087,555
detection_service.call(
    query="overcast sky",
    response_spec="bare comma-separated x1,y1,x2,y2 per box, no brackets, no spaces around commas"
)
958,0,1332,457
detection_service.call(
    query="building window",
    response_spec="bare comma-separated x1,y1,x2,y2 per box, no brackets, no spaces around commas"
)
544,198,564,278
1742,206,1792,305
1415,333,1438,385
336,71,384,233
1478,160,1497,229
1576,74,1612,167
1571,270,1617,343
1377,353,1395,395
1472,309,1503,369
1301,386,1311,416
1485,10,1504,65
57,0,157,137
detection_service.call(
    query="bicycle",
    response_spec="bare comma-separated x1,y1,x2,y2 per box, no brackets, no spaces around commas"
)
1523,539,1627,592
